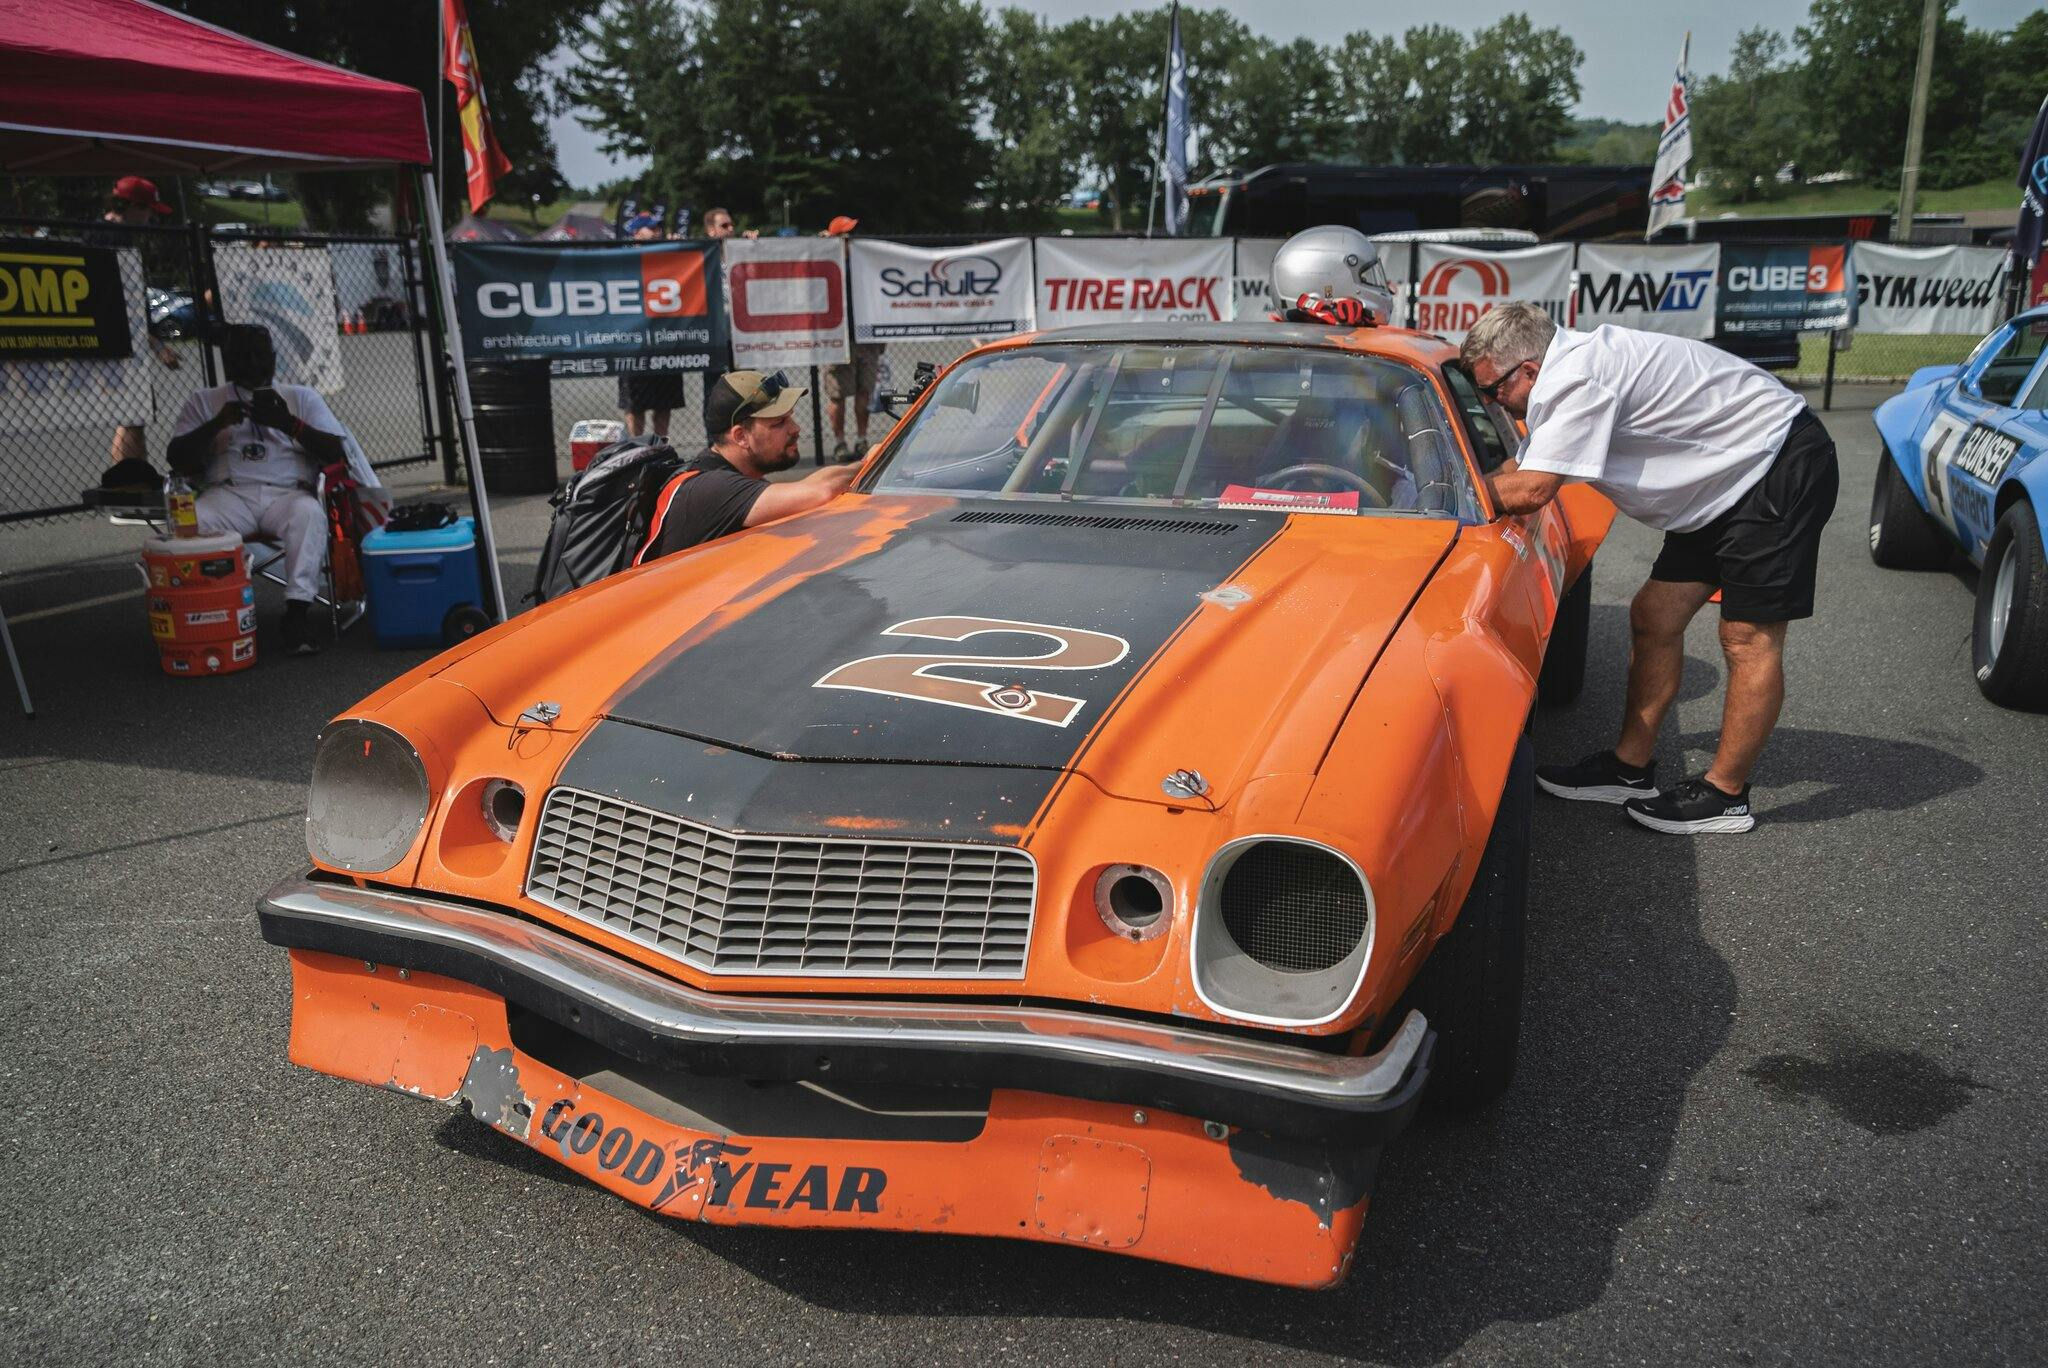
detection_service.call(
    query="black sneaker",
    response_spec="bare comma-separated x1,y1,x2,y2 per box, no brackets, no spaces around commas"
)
1624,777,1755,834
1534,750,1657,804
280,602,320,657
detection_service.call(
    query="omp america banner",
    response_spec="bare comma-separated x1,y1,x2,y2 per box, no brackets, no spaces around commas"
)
1035,237,1232,327
723,236,849,368
452,241,723,376
1232,238,1284,319
849,238,1033,341
1851,243,2007,336
214,244,345,393
1411,244,1573,342
0,247,152,437
1575,243,1719,339
0,237,133,360
1716,243,1852,334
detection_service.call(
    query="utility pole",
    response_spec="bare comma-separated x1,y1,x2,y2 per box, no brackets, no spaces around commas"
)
1894,0,1940,243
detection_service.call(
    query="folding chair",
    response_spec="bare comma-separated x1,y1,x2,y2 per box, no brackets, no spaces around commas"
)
246,472,366,638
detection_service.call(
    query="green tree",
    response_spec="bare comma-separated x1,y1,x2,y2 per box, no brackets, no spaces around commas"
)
1213,38,1344,171
1458,14,1583,163
1392,25,1468,164
1795,0,1977,184
563,0,705,211
1692,28,1808,202
1331,32,1405,164
978,8,1078,226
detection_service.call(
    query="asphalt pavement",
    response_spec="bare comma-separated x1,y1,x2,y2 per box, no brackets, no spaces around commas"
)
1,390,2042,1366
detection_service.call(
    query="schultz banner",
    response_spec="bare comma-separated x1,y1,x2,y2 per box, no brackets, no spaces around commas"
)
214,243,345,392
849,238,1033,341
1575,243,1719,339
1232,237,1284,320
1716,243,1851,334
1035,237,1231,327
1851,242,2007,336
0,236,133,360
723,237,849,369
1411,243,1573,342
451,240,723,376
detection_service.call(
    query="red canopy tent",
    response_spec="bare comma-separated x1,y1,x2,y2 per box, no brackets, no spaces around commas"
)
0,0,508,715
0,0,430,172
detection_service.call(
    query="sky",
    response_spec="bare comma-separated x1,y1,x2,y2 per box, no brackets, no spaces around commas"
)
546,0,2040,191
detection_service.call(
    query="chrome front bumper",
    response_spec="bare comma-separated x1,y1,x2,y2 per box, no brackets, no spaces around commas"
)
258,875,1432,1143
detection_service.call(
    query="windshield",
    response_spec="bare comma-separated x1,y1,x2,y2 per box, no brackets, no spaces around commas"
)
868,344,1481,520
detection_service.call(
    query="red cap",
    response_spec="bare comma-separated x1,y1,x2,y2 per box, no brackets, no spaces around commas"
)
112,176,172,215
825,215,859,236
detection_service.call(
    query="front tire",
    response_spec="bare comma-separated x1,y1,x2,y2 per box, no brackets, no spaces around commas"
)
1972,502,2048,709
1869,447,1951,569
1538,565,1591,706
1410,734,1531,1113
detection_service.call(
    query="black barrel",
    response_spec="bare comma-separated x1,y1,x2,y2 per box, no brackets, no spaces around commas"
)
466,359,557,494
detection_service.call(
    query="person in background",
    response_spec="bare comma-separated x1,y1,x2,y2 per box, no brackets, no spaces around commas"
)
640,371,857,561
699,207,743,440
820,215,883,462
167,324,388,657
617,214,687,439
101,176,183,466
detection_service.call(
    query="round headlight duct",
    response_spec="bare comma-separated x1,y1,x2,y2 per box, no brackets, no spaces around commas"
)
306,720,432,873
1191,837,1375,1028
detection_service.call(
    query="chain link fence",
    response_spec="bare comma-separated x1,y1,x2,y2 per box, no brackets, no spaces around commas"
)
0,218,441,526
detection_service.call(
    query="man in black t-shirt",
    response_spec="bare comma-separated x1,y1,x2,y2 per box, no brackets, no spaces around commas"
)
640,371,858,561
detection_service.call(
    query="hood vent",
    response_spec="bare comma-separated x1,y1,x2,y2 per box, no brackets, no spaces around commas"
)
952,510,1240,535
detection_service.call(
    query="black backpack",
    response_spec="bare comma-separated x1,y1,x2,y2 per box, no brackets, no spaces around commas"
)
529,437,686,603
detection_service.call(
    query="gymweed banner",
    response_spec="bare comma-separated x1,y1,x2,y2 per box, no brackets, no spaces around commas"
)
848,237,1033,341
0,247,152,436
1850,243,2007,336
1034,236,1232,327
214,243,346,393
1715,243,1851,334
1574,242,1719,339
451,240,723,375
723,237,849,369
1410,243,1574,342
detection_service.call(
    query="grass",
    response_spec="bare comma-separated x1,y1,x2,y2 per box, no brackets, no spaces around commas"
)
200,194,305,230
1691,177,2018,219
481,197,593,232
1789,332,1980,383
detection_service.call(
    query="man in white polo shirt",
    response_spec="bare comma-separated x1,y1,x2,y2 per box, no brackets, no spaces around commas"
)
1462,301,1839,834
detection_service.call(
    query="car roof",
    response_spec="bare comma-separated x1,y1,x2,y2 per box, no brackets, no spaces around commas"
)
1000,320,1456,368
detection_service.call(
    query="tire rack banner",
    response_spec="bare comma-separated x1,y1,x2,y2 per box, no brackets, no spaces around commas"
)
0,247,152,435
1411,243,1574,342
213,243,346,393
0,236,133,360
848,237,1034,342
451,240,724,378
1574,242,1720,339
1850,243,2008,336
722,237,849,369
1034,237,1232,328
1232,237,1285,320
1715,243,1852,334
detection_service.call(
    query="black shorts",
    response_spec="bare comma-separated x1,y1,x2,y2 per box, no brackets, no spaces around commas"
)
1649,408,1839,623
617,369,689,413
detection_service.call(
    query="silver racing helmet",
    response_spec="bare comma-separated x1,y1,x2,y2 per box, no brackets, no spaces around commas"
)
1270,225,1396,325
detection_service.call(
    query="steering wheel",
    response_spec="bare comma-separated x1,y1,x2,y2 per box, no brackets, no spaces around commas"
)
1261,463,1390,509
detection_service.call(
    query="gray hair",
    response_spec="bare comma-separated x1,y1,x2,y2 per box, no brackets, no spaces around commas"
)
1460,300,1556,371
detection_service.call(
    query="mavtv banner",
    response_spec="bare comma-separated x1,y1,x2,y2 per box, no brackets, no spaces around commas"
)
1574,243,1718,339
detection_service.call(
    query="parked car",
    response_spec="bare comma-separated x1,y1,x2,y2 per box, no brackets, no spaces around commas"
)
1870,305,2048,706
260,317,1613,1287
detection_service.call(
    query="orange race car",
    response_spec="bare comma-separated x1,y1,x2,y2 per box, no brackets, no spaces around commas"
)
261,316,1612,1289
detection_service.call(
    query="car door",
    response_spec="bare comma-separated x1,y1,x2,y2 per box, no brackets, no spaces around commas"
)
1922,317,2047,558
1439,364,1574,609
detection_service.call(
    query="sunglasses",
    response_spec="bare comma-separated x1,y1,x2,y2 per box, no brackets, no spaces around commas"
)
734,370,791,420
1474,361,1528,402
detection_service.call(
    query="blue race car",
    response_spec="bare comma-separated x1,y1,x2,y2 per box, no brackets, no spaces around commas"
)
1871,305,2048,708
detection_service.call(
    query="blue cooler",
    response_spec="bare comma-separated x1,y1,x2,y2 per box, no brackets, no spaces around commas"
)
361,517,484,649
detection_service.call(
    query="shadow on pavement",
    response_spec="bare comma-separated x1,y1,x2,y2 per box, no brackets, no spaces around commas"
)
1675,726,1982,823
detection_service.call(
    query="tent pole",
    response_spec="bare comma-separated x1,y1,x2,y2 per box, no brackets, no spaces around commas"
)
420,167,509,623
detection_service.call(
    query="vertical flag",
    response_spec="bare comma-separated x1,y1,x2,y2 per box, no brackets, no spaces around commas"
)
1163,4,1190,237
2016,94,2048,307
443,0,513,215
1646,33,1692,240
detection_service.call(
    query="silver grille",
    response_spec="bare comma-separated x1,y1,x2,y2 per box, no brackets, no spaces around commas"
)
525,787,1036,978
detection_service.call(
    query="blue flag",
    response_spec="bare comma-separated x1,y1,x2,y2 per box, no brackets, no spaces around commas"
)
2017,94,2048,271
1163,4,1189,236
